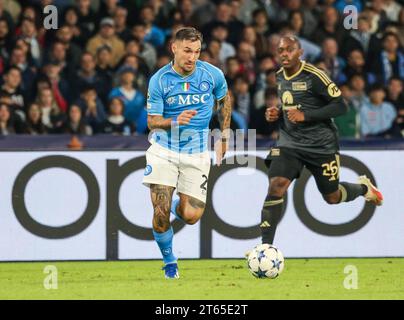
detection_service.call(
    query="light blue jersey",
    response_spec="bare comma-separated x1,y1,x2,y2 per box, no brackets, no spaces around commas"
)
147,60,228,153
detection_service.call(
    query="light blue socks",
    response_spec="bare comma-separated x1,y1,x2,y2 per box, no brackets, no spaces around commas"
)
152,227,177,265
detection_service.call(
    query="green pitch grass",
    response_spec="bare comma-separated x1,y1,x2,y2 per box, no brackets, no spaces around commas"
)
0,258,403,300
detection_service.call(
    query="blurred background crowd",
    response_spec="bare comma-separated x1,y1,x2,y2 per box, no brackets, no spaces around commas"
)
0,0,403,139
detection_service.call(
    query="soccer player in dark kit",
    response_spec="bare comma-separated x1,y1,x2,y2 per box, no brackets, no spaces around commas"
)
260,36,383,246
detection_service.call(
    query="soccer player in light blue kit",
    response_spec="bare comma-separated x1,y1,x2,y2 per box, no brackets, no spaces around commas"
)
143,28,232,279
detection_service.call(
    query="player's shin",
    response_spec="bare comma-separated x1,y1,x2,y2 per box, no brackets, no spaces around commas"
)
260,196,284,245
152,227,177,265
338,182,367,203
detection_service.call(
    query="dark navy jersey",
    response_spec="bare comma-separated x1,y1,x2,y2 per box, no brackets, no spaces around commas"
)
276,61,345,154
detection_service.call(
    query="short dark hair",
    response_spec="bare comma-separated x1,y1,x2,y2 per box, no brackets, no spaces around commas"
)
383,31,400,43
368,83,386,94
174,27,203,43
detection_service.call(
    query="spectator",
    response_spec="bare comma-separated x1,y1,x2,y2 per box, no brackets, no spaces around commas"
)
0,1,15,30
348,73,368,111
19,18,42,66
384,0,402,23
75,84,106,133
8,46,37,102
334,84,360,138
369,32,404,85
62,6,91,47
386,77,404,137
0,103,16,135
95,45,114,94
311,6,345,47
250,87,279,138
35,87,64,132
101,97,135,135
117,54,149,96
72,52,110,105
210,22,236,66
206,39,222,68
86,17,125,68
60,104,92,135
288,10,307,38
109,67,147,134
202,1,244,47
344,49,377,86
113,6,131,42
360,84,397,138
254,68,278,109
341,14,375,59
24,102,47,135
0,17,12,72
224,56,241,88
317,38,346,84
42,61,69,112
301,0,321,38
131,24,157,72
55,25,83,72
98,0,119,19
139,5,166,48
232,74,251,131
237,41,256,85
1,65,25,120
76,0,97,37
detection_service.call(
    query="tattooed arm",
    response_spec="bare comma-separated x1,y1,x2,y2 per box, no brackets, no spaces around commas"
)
215,92,232,138
215,92,232,166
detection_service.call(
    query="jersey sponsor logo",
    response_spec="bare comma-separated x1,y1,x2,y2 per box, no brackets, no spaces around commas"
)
199,81,210,92
292,82,307,91
178,93,210,105
281,91,301,110
166,96,176,105
327,83,341,97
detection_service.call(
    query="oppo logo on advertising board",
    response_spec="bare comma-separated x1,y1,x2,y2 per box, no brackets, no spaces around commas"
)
11,155,376,259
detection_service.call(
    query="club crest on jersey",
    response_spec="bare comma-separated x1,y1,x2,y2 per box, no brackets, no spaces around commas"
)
182,82,190,92
199,81,210,92
144,165,152,176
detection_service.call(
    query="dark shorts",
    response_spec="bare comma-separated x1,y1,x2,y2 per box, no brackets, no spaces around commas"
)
265,147,340,195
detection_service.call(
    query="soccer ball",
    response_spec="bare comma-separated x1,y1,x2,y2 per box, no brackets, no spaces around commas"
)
247,244,285,279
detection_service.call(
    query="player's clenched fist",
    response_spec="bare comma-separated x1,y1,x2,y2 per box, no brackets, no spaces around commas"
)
265,106,280,122
176,110,198,125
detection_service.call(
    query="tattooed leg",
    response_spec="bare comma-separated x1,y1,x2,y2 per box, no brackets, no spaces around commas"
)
177,193,206,225
150,184,177,266
150,184,175,233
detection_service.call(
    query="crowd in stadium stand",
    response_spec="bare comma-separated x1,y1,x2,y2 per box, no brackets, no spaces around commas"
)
0,0,403,139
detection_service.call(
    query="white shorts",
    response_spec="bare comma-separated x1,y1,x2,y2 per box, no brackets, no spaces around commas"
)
142,143,211,203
